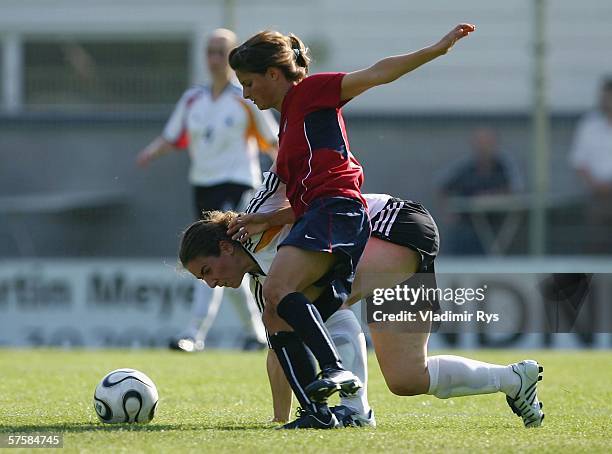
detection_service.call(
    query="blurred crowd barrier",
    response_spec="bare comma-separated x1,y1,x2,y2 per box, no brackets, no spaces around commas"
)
1,258,610,349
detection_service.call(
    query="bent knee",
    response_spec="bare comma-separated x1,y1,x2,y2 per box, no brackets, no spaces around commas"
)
384,369,429,396
262,280,292,307
262,305,289,334
386,379,427,397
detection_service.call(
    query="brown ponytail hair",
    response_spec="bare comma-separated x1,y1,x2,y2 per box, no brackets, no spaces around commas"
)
179,211,240,265
229,30,310,82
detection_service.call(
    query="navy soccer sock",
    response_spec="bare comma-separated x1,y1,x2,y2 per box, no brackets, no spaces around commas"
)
269,331,318,412
276,292,342,371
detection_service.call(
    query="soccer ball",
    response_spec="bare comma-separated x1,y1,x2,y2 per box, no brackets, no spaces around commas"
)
93,368,159,424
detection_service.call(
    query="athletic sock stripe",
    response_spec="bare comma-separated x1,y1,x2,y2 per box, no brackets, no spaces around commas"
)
306,304,340,363
280,347,315,412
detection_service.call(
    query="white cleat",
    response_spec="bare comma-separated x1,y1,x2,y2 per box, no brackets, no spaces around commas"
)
331,405,376,428
506,360,544,428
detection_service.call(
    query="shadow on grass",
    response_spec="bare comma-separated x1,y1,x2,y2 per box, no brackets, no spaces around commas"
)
0,422,274,433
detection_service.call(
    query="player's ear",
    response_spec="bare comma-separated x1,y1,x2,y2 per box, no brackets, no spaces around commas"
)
267,67,281,81
219,240,235,256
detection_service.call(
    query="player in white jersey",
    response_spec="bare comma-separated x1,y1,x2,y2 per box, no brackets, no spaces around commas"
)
179,172,545,429
137,29,278,352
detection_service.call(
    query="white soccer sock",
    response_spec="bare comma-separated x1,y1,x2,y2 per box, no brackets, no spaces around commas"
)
427,355,520,399
325,309,371,416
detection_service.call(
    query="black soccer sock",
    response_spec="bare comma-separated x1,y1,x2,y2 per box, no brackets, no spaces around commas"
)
269,331,318,412
276,292,342,370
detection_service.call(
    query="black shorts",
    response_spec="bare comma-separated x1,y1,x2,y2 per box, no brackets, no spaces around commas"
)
368,198,440,313
193,183,252,219
370,198,439,271
280,196,370,318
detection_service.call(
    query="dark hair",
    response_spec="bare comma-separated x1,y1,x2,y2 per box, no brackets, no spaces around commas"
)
178,211,240,265
602,76,612,92
229,30,310,82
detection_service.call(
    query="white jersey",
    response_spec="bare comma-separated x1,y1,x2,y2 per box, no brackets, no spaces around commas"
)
570,111,612,183
162,83,278,188
242,172,391,312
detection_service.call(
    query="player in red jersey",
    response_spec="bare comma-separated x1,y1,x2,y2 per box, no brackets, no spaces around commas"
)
227,24,477,429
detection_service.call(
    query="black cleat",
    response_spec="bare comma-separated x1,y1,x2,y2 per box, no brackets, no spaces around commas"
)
304,368,363,403
279,407,340,430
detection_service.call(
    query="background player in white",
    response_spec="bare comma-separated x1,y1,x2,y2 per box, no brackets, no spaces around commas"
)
179,173,545,428
137,28,278,351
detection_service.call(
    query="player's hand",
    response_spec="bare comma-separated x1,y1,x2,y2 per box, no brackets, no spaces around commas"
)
434,23,476,55
136,148,154,168
227,213,271,242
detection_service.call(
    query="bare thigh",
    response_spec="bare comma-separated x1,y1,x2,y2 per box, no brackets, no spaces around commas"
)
347,237,432,395
262,245,337,333
347,237,421,306
370,317,431,396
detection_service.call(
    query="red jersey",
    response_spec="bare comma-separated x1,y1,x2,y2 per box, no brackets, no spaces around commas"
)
275,72,366,218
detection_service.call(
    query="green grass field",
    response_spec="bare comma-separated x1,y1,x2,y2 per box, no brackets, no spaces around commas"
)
0,349,610,453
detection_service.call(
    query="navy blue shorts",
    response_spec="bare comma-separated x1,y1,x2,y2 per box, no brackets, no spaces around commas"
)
279,196,370,316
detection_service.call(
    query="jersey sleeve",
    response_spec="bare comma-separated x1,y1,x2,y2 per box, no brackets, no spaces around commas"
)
297,72,347,111
245,171,289,214
161,87,201,149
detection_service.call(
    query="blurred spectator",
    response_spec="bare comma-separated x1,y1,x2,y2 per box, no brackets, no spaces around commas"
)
437,127,523,255
569,77,612,254
137,28,278,351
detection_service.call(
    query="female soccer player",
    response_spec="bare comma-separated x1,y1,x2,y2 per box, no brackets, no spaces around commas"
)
179,174,544,429
226,23,477,428
137,28,278,353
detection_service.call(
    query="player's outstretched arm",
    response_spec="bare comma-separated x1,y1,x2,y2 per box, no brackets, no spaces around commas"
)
340,23,475,101
136,136,175,167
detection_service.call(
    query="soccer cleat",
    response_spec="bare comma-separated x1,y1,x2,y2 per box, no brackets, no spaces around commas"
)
304,368,363,403
279,407,340,430
506,360,545,427
168,337,204,353
331,405,376,428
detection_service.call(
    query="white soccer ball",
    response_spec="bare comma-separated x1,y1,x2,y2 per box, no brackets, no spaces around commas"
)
93,368,159,424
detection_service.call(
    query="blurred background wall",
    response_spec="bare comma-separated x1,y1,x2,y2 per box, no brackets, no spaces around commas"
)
1,0,610,258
